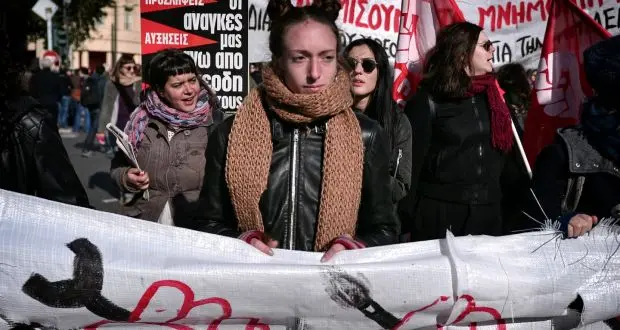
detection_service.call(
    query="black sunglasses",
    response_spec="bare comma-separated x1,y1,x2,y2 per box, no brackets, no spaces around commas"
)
479,40,493,51
346,57,378,73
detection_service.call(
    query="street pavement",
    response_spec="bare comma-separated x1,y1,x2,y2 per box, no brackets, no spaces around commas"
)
61,131,120,214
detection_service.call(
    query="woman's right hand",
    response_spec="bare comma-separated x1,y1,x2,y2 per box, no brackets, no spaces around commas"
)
125,168,150,190
239,231,279,256
567,214,598,238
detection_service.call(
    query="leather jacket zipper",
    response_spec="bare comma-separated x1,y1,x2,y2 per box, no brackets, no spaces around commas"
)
472,98,484,177
393,149,403,178
287,128,300,250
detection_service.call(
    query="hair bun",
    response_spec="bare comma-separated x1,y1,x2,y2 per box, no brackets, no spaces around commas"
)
266,0,293,23
311,0,342,22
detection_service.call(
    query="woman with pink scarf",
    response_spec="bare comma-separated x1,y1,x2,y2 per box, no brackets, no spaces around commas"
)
110,49,222,225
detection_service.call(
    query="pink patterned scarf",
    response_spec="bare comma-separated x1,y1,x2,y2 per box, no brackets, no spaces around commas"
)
124,88,214,148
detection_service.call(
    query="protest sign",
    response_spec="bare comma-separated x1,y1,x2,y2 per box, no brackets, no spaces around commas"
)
141,0,248,111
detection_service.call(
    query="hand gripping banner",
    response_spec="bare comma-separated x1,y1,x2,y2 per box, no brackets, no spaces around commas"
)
0,189,619,329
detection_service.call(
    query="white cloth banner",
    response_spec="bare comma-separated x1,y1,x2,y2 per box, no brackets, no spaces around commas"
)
249,0,404,63
1,189,619,329
249,0,620,67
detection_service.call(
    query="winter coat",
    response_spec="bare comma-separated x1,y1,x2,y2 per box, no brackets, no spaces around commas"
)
400,88,516,240
189,111,400,251
110,116,221,224
0,95,91,208
97,79,141,132
531,127,620,222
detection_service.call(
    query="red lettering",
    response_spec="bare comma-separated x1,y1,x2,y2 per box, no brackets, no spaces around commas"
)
497,3,512,30
342,0,399,32
512,1,525,24
83,280,268,329
479,0,551,32
380,4,394,32
341,0,353,24
355,0,368,28
478,6,497,31
527,0,547,22
368,5,382,30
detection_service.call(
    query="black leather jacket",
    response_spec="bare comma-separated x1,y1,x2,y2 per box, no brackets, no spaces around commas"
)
185,110,399,251
0,95,91,208
404,88,508,205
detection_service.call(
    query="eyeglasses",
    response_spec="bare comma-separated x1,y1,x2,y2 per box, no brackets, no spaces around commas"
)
479,40,494,52
122,65,137,71
346,57,378,73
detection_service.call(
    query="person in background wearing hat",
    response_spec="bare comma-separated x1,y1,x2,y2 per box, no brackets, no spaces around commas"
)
530,35,620,238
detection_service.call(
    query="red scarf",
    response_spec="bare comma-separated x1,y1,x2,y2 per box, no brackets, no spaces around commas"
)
465,74,513,152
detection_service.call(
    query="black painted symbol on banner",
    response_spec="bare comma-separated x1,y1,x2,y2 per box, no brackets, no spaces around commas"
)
323,268,400,329
22,238,131,321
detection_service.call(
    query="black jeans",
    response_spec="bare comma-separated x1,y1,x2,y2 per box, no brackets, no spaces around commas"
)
82,107,100,152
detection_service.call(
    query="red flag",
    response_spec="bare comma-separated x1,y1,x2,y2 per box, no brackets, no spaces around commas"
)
523,0,610,165
392,0,465,107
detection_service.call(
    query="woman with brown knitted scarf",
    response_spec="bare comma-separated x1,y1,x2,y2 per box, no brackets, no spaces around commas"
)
186,0,399,261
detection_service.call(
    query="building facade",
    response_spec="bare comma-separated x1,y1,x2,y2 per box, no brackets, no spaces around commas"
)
29,0,141,71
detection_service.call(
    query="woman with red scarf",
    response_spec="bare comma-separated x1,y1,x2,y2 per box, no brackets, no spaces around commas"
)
401,22,517,241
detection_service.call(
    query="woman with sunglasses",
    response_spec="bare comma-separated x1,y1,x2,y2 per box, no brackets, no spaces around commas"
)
97,55,142,156
401,22,517,241
344,39,412,238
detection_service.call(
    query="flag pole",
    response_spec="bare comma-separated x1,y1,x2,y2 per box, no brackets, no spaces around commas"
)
512,121,533,179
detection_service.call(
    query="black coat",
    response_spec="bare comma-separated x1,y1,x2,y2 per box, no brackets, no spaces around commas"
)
29,69,63,108
0,96,91,208
531,127,620,222
389,110,413,204
400,88,516,240
187,110,399,251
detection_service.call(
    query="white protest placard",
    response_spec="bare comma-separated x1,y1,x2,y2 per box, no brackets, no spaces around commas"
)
249,0,620,69
249,0,402,63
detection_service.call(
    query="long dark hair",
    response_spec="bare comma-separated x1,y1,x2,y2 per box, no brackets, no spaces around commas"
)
267,0,343,67
344,38,397,150
422,22,483,100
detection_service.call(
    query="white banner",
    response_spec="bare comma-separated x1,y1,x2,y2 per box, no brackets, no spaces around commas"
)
249,0,620,67
1,189,619,329
457,0,620,68
249,0,402,63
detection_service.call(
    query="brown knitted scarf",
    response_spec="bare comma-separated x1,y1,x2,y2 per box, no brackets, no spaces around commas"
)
226,65,363,251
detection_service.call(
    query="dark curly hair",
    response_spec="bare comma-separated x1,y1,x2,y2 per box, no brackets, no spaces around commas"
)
267,0,342,63
421,22,483,100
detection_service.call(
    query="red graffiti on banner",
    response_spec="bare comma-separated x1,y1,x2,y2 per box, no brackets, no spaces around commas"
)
84,280,269,330
477,0,618,32
392,294,505,329
392,296,450,330
341,0,402,33
450,294,506,330
478,0,552,32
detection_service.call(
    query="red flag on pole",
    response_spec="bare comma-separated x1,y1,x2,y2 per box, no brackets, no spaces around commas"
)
523,0,611,165
392,0,465,107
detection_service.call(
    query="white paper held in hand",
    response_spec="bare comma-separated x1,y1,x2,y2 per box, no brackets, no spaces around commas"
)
105,123,150,200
